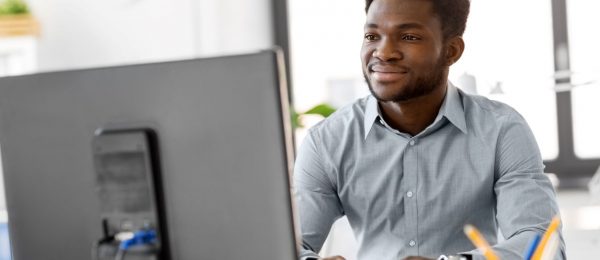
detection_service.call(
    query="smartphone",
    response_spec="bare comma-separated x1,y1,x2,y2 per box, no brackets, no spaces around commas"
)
92,128,169,259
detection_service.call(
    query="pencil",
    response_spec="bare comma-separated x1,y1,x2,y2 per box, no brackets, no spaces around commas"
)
531,216,561,260
464,224,499,260
523,233,541,260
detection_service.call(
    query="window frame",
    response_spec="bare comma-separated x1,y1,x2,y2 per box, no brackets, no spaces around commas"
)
544,0,600,188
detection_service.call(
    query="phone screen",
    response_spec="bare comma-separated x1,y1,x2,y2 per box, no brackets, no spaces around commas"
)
95,151,152,213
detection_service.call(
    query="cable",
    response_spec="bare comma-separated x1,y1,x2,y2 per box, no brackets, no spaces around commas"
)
114,229,157,260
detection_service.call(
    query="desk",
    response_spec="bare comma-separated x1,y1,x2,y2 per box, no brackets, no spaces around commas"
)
318,190,600,259
556,190,600,259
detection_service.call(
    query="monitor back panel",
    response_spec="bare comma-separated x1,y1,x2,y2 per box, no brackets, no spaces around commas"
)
0,50,298,259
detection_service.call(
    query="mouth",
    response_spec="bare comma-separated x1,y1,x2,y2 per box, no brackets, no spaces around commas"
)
368,64,409,82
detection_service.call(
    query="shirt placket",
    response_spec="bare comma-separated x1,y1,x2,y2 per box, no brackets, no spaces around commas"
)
401,137,419,257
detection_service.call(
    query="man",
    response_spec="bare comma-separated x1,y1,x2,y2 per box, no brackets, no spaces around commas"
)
293,0,566,259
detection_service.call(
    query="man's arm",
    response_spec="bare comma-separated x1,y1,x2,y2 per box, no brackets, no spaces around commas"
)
294,129,345,260
465,111,565,260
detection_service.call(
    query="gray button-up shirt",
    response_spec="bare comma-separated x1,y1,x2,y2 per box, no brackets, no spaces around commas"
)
294,83,565,260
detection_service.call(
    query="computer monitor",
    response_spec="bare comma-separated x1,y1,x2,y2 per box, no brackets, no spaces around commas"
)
0,50,299,259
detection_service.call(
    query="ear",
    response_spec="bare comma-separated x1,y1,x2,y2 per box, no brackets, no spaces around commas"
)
444,36,465,66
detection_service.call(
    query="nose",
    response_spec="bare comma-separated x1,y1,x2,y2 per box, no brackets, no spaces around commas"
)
372,38,402,61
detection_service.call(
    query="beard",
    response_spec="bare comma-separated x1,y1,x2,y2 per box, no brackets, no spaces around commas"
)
364,55,447,103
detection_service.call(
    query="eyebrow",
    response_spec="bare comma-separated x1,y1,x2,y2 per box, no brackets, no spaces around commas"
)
364,22,425,30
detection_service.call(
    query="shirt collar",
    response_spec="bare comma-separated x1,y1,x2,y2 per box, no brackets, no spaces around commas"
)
442,82,468,134
363,82,467,140
363,95,380,139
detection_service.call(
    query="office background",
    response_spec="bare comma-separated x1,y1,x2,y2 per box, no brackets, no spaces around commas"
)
0,0,599,259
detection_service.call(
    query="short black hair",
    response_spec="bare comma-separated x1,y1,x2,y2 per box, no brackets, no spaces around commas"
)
365,0,470,40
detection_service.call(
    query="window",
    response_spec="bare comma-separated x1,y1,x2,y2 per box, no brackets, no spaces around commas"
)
450,0,558,160
567,0,600,159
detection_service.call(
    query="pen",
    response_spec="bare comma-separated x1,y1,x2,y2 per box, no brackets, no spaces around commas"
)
463,224,499,260
531,216,561,260
523,233,541,260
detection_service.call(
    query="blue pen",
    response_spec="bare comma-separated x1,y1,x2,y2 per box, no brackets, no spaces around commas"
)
523,233,541,260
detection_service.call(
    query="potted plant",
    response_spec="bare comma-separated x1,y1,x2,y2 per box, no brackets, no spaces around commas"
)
0,0,38,37
291,103,336,129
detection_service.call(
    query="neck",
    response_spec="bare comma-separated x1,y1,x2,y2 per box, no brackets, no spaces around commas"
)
378,82,448,136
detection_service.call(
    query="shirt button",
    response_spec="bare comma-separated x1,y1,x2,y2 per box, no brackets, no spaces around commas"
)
406,191,414,198
409,240,416,247
409,140,416,146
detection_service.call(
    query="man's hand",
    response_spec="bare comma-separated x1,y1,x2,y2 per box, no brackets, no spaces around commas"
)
403,257,434,260
321,256,346,260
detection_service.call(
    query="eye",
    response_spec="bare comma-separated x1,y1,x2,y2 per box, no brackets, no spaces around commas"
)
402,34,420,41
364,34,379,42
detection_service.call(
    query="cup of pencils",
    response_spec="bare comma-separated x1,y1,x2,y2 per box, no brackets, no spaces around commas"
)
463,215,561,260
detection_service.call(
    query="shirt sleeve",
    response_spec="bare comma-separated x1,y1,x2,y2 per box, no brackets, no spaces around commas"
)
464,111,566,260
294,129,345,259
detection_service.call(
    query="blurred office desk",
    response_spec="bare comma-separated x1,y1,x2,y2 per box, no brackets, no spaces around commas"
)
319,190,600,260
556,190,600,259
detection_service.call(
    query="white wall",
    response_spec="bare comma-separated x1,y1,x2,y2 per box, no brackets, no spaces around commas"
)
28,0,195,71
194,0,274,57
27,0,273,71
288,0,366,112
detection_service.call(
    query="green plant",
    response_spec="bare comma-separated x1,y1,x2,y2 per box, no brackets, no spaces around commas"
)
0,0,29,16
291,103,336,129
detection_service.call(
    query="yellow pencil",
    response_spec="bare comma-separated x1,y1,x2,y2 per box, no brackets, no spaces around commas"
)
531,216,561,260
463,224,499,260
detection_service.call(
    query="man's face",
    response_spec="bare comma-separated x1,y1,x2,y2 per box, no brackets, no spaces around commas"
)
361,0,448,102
